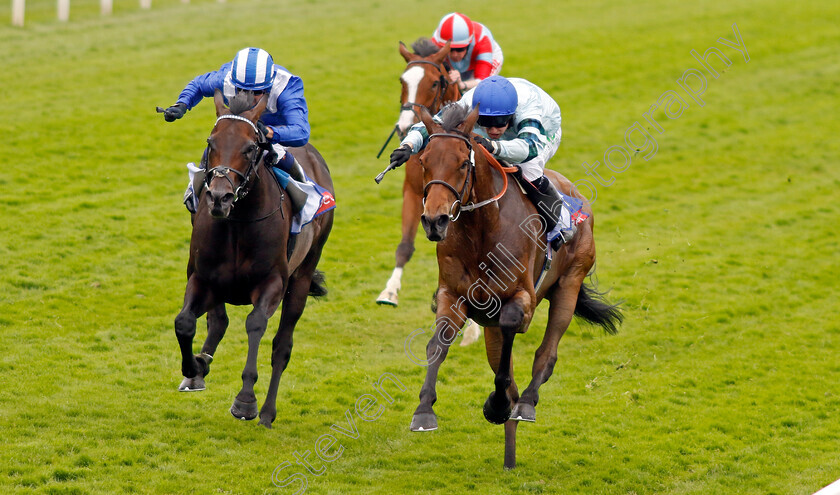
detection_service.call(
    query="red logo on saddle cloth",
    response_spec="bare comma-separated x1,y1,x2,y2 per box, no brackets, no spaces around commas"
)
571,209,588,226
315,191,336,216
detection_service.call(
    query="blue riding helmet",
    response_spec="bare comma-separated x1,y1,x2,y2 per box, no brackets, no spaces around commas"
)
231,47,276,91
473,75,518,128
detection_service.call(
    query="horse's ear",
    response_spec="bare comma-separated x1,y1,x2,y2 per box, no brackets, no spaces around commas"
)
419,106,439,133
245,92,269,122
213,89,229,117
432,41,451,65
463,104,481,134
399,41,414,62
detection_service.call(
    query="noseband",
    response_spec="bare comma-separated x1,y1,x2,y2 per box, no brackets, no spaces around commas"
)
203,114,267,203
422,132,475,222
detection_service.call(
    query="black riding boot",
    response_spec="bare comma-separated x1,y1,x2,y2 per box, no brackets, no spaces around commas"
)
524,176,574,250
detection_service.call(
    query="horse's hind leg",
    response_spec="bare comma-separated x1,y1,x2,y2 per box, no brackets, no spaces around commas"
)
514,277,584,422
258,274,312,428
377,160,423,306
231,277,284,421
174,277,213,391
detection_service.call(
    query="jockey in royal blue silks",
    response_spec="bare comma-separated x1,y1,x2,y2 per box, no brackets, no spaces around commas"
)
162,47,310,213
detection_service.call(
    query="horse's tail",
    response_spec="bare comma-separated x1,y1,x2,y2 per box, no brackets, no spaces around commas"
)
308,270,328,298
574,282,623,335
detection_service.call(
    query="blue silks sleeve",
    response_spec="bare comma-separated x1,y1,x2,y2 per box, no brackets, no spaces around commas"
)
261,76,310,147
175,63,230,110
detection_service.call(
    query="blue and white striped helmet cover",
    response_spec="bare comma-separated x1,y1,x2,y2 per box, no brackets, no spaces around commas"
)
231,47,276,91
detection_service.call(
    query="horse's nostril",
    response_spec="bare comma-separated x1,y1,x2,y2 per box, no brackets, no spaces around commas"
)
435,215,449,230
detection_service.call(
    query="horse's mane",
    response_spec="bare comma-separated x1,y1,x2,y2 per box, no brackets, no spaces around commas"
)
439,103,471,132
228,91,255,115
412,37,439,57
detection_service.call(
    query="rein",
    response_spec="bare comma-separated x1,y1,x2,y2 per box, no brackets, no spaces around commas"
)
423,132,519,221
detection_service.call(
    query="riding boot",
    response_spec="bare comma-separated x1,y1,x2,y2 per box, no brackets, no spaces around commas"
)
275,151,307,182
273,151,307,213
524,176,576,250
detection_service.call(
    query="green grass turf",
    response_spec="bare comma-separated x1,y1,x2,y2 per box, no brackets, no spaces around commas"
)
1,0,839,493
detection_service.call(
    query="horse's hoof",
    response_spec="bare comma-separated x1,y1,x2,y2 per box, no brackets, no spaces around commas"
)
376,289,398,306
511,402,536,422
178,376,205,392
230,399,258,420
483,392,512,425
258,412,275,429
410,412,438,432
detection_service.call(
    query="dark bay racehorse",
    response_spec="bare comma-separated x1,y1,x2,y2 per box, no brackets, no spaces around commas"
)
174,90,334,428
376,39,460,307
409,105,622,468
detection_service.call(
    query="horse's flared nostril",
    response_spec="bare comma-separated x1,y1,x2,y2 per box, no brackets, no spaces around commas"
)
421,214,449,242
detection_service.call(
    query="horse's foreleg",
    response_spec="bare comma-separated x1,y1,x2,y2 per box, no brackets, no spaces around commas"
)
483,326,520,405
410,288,465,432
515,277,583,423
231,276,284,421
258,274,311,428
174,276,213,391
184,304,228,385
484,292,532,425
377,161,423,306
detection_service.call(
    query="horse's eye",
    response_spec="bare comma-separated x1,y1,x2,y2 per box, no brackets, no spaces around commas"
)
460,160,469,170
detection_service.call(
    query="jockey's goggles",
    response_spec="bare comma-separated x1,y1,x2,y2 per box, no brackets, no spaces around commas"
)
477,114,513,129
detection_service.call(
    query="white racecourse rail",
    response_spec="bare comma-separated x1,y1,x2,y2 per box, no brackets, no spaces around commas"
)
10,0,225,27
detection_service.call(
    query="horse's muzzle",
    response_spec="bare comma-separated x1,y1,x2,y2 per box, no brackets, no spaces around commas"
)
207,189,235,218
421,213,450,242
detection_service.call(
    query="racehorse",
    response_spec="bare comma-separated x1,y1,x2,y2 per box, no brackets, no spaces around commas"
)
376,39,460,307
408,104,622,469
174,90,334,428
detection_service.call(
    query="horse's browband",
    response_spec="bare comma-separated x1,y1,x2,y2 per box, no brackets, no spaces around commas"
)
406,60,444,73
428,132,472,149
216,114,259,136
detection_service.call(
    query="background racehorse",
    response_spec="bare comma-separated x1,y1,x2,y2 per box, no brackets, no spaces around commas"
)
409,105,622,468
376,39,459,305
174,90,334,428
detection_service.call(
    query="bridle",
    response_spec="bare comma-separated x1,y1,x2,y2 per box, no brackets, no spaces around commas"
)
203,114,268,204
422,132,475,222
376,58,455,159
422,132,519,222
400,60,452,133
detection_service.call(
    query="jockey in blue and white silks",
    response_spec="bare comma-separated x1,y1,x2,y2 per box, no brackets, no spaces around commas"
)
392,76,583,249
163,47,310,212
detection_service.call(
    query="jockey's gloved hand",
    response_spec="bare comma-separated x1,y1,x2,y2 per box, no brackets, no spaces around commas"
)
474,135,497,155
389,144,412,168
256,121,271,142
163,103,187,122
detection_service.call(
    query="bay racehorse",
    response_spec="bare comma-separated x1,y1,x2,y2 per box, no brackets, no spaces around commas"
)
409,104,622,468
376,39,460,307
174,90,334,428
